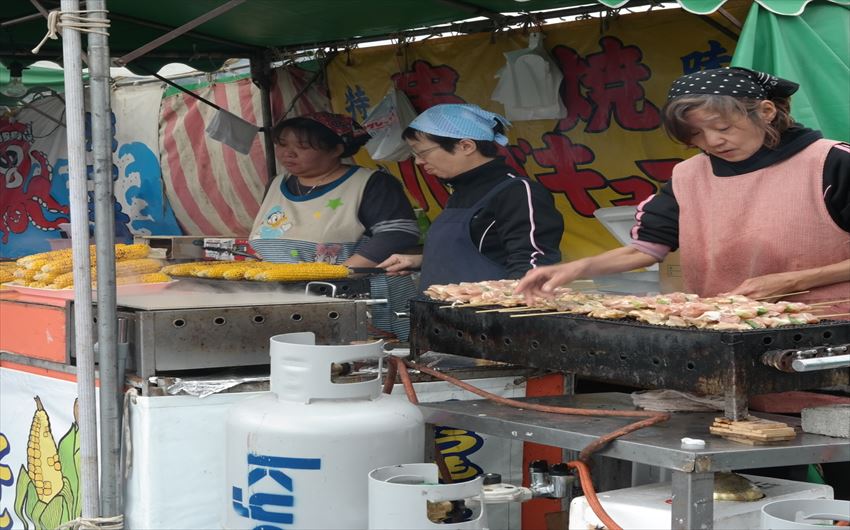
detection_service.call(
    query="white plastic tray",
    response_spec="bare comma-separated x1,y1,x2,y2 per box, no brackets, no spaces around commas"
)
2,280,178,300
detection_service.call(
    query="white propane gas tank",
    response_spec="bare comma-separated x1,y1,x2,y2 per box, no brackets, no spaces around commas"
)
224,332,424,529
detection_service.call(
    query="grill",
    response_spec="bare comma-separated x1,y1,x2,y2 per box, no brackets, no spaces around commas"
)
409,297,850,419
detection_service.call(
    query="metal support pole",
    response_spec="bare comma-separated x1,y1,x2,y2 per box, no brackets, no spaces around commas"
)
251,54,277,183
60,0,100,517
87,0,120,517
671,471,714,530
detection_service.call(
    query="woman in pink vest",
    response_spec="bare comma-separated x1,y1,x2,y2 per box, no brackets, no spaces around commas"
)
516,67,849,316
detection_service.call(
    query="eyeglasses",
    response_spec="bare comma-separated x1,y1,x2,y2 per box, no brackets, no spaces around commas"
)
410,145,441,160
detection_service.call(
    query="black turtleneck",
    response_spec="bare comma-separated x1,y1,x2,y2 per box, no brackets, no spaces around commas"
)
442,158,564,278
633,127,850,250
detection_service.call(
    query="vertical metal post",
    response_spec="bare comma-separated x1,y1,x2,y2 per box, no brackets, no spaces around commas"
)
671,471,714,530
61,0,101,517
87,0,120,516
251,54,277,184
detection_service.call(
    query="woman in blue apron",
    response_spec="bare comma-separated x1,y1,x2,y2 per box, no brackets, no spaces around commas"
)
379,104,563,288
249,112,420,339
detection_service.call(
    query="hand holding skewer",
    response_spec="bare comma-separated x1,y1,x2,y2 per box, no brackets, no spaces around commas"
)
377,254,422,276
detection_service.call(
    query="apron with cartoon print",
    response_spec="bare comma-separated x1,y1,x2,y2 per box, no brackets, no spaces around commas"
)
249,166,416,339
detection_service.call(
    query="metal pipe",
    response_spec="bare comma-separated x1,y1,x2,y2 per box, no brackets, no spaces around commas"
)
115,0,247,66
792,354,850,373
87,0,120,516
250,54,277,183
60,0,100,517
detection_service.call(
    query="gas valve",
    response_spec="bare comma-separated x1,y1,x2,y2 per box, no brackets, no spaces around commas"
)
528,460,574,499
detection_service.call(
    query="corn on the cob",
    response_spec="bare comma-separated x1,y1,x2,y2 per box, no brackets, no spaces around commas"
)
89,272,172,288
0,269,14,283
16,245,97,268
50,259,163,289
14,268,39,281
50,271,75,289
161,261,218,277
23,258,49,271
220,262,274,280
26,397,64,502
252,263,349,282
115,243,151,261
33,270,61,283
115,258,163,277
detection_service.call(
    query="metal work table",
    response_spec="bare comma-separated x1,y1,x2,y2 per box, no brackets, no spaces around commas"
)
419,392,850,529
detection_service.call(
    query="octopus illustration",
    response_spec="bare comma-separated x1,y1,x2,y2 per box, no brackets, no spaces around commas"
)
0,119,69,243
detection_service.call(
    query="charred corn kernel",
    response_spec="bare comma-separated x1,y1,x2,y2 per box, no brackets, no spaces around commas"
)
252,263,349,282
26,396,63,503
115,258,163,277
115,243,151,261
28,281,53,288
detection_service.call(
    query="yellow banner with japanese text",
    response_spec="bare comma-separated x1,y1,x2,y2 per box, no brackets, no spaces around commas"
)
327,6,744,260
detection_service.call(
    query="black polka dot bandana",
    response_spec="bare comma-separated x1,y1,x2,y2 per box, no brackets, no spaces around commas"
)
667,67,799,101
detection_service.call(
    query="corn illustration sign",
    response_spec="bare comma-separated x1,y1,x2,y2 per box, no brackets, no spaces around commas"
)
6,397,81,530
0,435,13,529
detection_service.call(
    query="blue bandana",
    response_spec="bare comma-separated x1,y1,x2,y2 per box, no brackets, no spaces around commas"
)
409,104,511,145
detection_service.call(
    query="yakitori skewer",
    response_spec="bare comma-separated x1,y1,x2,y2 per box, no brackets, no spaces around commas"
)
807,299,850,307
816,313,850,319
755,290,810,301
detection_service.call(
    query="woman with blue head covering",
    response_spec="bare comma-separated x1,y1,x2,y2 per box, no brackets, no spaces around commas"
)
379,103,564,288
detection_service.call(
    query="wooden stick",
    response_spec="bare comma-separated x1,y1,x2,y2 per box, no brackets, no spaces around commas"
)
755,290,810,301
477,306,548,313
438,302,495,309
808,299,850,307
817,313,850,319
511,310,572,318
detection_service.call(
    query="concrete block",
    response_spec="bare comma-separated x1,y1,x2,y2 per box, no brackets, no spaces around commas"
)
801,404,850,438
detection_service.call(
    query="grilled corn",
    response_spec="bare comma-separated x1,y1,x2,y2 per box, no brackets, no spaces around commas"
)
252,263,349,282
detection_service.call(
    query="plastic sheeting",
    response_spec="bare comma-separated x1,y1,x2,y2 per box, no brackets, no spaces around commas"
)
732,1,850,142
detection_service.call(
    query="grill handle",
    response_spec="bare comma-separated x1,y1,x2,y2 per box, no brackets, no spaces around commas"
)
763,344,849,372
792,354,850,372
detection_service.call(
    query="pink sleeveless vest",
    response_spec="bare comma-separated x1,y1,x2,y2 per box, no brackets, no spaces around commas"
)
674,139,849,315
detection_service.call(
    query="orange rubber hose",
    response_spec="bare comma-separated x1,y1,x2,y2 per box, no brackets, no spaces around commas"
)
569,460,622,530
388,357,671,530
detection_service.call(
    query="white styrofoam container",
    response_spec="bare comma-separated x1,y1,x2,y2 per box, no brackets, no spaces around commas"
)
568,474,833,530
593,206,658,271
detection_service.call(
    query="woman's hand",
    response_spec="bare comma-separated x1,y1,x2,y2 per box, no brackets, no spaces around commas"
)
726,271,802,300
378,254,422,275
727,260,850,300
514,262,586,303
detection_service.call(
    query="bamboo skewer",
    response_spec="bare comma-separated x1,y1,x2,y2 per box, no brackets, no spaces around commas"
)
817,313,850,319
807,299,850,307
476,306,548,313
755,290,810,301
511,310,574,318
439,302,495,309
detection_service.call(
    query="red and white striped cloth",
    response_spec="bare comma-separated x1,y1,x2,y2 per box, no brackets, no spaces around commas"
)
159,66,329,235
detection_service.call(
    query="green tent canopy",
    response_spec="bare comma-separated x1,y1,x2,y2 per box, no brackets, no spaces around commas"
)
2,0,847,74
733,1,850,141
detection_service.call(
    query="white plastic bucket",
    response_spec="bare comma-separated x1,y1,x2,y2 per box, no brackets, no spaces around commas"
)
761,499,850,529
369,463,488,529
